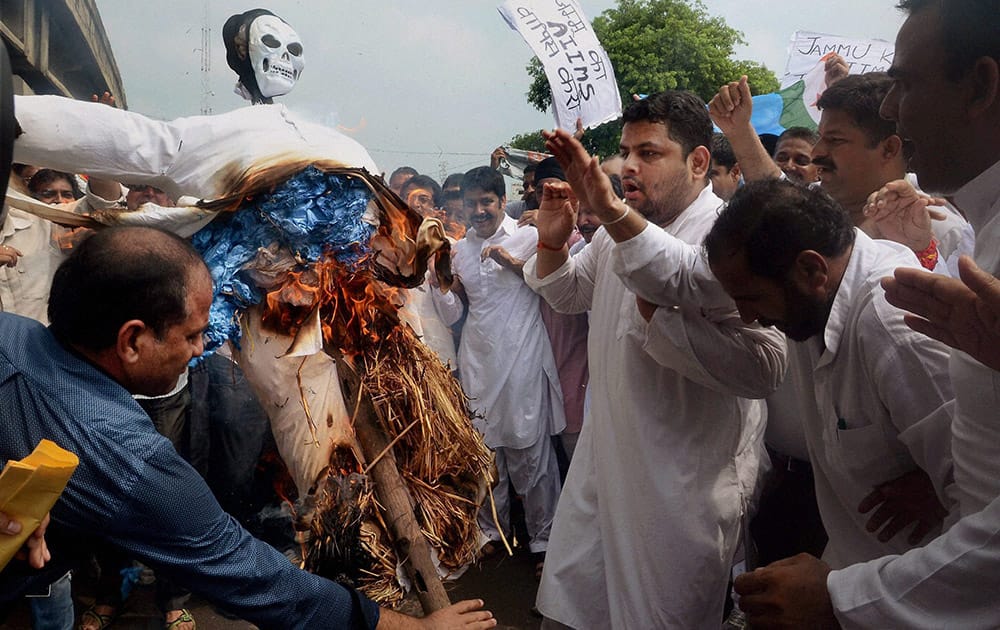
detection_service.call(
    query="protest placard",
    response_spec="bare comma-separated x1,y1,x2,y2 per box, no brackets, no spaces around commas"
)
499,0,621,131
781,31,894,88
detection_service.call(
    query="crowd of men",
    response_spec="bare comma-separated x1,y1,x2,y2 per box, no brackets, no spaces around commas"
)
2,0,1000,628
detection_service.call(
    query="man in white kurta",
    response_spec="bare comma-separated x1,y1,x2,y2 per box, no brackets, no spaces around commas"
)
434,166,564,554
0,205,64,322
528,92,787,629
829,115,1000,628
724,3,1000,627
700,178,956,565
822,148,1000,628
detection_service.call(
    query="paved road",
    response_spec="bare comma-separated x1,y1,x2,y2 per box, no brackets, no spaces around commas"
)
1,546,543,630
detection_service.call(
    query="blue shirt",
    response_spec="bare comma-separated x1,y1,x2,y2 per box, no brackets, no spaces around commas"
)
0,314,380,629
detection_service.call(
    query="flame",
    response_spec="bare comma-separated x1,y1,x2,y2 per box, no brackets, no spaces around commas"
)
220,162,448,365
261,253,405,359
258,447,299,508
428,208,465,240
373,200,421,279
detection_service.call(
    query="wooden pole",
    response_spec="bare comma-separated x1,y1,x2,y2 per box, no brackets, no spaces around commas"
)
335,354,452,614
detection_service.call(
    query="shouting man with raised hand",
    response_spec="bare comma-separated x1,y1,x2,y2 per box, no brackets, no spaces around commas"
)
526,91,786,629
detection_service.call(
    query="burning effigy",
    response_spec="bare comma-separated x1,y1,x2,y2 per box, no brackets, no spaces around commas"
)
9,95,493,609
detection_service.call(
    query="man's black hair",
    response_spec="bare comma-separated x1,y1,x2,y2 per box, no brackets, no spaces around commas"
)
460,166,506,200
390,166,419,180
223,8,282,105
622,90,713,158
710,133,737,169
704,179,855,281
442,172,464,190
897,0,1000,80
48,226,209,351
775,127,819,151
533,156,566,183
27,169,82,200
817,73,896,146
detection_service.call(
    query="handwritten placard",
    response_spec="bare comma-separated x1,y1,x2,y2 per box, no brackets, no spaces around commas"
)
499,0,622,131
781,31,895,88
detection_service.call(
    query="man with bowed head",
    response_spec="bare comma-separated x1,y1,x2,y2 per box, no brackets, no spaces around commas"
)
734,0,1000,627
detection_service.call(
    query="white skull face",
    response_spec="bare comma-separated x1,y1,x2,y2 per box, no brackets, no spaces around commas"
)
248,15,304,99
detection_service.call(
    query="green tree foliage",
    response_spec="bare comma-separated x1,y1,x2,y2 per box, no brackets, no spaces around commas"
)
512,0,779,157
509,130,548,153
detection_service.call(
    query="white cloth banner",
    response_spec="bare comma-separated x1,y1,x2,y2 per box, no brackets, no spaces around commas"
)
781,31,895,89
498,0,621,131
497,146,550,180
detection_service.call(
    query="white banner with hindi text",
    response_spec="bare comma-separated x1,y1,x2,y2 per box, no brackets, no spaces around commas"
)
499,0,621,131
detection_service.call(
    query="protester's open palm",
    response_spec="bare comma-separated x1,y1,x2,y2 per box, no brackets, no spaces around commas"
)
884,256,1000,371
543,128,618,217
535,181,578,249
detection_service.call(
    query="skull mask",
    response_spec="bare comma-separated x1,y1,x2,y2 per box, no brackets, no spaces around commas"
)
247,15,304,99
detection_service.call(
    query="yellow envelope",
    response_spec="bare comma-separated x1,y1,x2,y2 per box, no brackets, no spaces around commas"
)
0,440,79,571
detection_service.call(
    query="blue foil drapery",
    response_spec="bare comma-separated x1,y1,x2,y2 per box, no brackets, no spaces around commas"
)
191,166,376,354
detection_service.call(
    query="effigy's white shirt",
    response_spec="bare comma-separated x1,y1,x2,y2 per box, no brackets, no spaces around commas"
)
13,95,379,202
399,279,458,370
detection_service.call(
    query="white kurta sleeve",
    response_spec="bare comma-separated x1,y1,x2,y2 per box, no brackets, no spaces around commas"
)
523,232,601,315
829,495,1000,630
14,96,380,203
636,306,787,399
15,95,187,195
430,284,464,327
611,222,734,311
613,223,786,399
82,184,126,212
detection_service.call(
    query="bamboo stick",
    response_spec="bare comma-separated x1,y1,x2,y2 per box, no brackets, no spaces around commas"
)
335,353,451,614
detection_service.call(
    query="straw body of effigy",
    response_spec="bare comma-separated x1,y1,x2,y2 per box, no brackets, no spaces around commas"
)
215,164,492,607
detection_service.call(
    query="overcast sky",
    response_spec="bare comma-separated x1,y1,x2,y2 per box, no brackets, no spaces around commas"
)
93,1,905,181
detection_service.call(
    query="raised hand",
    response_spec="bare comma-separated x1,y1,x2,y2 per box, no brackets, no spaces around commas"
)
883,256,1000,371
489,147,508,170
824,53,850,87
863,179,947,252
534,180,578,250
90,91,116,107
708,75,753,137
542,128,621,223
